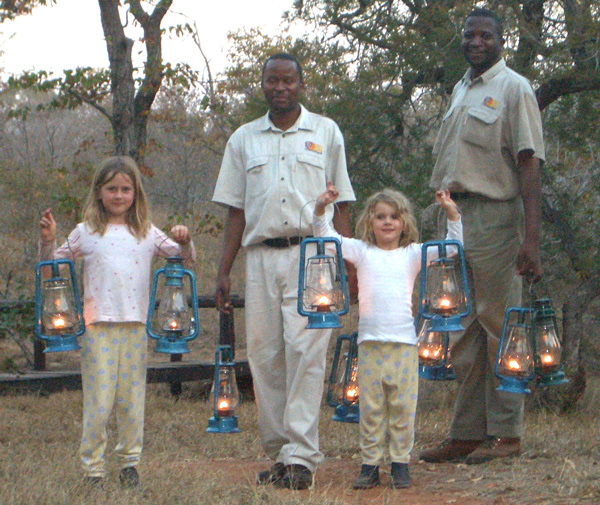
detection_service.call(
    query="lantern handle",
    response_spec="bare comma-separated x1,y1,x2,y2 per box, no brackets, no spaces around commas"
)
46,234,78,276
297,198,344,246
527,278,536,307
525,276,553,307
419,201,464,242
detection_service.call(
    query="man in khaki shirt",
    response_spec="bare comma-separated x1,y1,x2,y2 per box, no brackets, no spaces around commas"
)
212,53,355,489
422,8,544,465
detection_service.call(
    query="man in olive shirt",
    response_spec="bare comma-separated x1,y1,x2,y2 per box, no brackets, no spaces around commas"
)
422,8,544,465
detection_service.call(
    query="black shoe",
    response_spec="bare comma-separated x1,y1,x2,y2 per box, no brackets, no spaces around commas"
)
274,464,313,490
352,464,380,489
390,462,410,489
119,466,140,488
257,462,286,485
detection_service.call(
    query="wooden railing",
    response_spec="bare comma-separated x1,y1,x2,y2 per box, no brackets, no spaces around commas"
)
0,296,250,396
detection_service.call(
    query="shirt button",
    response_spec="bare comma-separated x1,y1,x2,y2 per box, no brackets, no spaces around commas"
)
281,156,285,160
281,177,285,181
284,221,288,225
282,199,286,203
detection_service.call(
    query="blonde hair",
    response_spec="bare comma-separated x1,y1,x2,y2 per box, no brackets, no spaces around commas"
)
355,188,419,247
82,156,151,240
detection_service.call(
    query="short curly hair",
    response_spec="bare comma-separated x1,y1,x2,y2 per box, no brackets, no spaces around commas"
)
355,188,419,247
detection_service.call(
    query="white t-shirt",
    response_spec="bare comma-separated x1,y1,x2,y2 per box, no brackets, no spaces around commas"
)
313,214,463,345
40,223,195,325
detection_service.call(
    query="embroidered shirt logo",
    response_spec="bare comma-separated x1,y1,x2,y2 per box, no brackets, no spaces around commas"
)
483,96,499,109
305,141,323,154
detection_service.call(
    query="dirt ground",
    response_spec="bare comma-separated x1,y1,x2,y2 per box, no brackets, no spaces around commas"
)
162,454,599,505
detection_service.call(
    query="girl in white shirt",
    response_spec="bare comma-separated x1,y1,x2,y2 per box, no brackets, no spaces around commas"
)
313,183,461,490
39,156,195,488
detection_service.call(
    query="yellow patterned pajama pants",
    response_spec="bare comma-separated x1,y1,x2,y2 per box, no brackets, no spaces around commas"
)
79,322,148,477
358,341,418,466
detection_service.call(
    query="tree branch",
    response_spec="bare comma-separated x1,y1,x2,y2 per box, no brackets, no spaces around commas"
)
64,89,111,119
536,72,600,110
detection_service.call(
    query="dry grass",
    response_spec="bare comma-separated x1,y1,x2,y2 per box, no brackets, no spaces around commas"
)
1,299,599,504
2,376,600,505
0,387,344,505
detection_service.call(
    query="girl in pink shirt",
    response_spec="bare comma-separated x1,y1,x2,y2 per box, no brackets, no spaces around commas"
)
39,156,195,488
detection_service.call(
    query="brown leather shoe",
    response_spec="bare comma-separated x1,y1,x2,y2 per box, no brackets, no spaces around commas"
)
465,437,520,465
419,438,483,463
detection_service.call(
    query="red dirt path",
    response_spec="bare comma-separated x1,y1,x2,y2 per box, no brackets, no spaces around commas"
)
181,457,513,505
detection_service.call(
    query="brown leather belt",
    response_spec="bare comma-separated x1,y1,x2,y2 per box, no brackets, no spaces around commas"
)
262,236,312,248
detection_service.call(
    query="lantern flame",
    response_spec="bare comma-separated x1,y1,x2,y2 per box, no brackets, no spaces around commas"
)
53,317,66,328
508,359,521,371
317,295,330,306
541,354,554,365
218,399,229,411
420,347,442,359
345,387,359,401
440,298,451,309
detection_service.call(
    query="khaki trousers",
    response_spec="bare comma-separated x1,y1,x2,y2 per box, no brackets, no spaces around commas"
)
245,244,332,472
444,196,525,440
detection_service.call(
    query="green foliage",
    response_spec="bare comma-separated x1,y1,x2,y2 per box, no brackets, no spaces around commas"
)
6,68,111,119
162,62,199,95
0,0,55,22
544,91,600,152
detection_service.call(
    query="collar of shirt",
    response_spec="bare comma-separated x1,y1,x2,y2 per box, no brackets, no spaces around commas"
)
461,58,507,88
255,104,315,133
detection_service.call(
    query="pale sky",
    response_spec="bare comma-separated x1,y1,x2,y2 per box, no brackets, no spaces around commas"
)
0,0,296,75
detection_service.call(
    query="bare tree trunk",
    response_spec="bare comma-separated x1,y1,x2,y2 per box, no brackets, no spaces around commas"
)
98,0,136,157
97,0,172,169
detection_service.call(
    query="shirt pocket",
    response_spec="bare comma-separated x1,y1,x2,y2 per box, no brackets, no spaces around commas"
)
245,155,270,198
460,107,501,150
293,153,326,197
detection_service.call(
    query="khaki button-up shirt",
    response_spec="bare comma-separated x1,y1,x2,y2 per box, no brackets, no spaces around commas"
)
213,105,355,247
431,59,545,200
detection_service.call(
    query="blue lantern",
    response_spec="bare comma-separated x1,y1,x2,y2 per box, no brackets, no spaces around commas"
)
495,307,536,394
147,257,199,354
532,298,568,387
326,332,359,423
34,259,84,352
418,240,471,332
416,240,470,380
496,299,569,395
297,237,349,329
416,316,456,381
206,345,241,434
